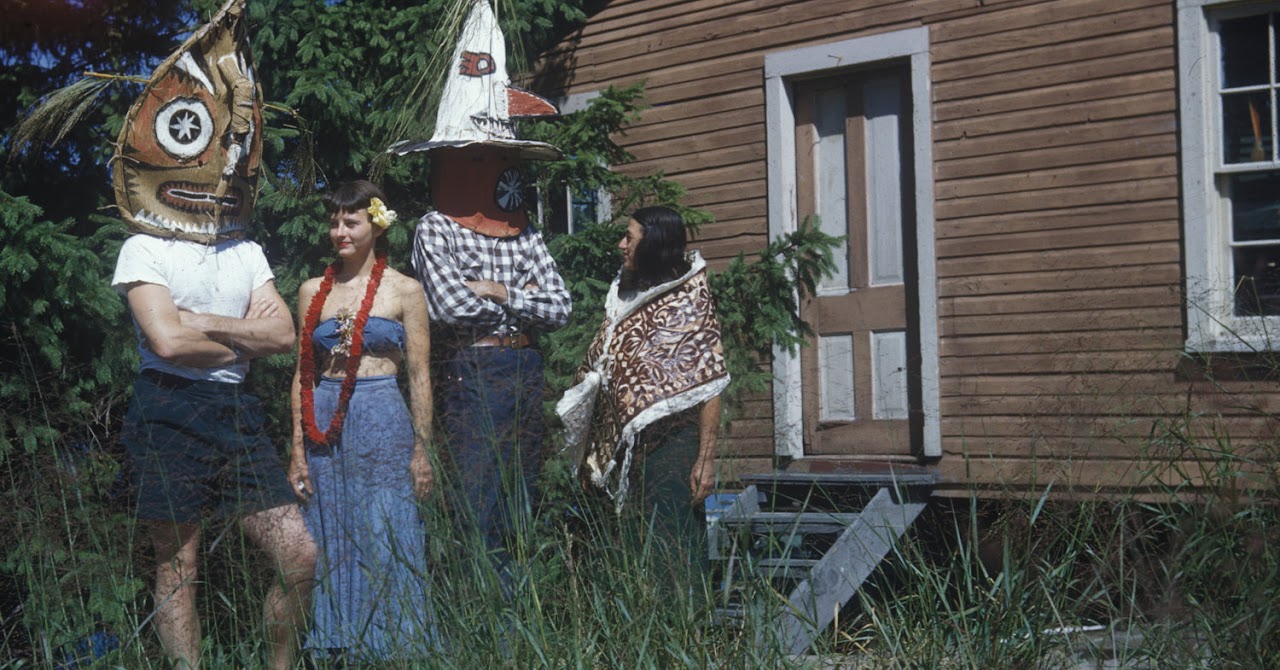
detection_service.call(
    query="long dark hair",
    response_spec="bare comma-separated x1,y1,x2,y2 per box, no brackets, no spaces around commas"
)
628,205,690,289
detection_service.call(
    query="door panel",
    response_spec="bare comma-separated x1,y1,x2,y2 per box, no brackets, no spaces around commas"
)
797,66,920,458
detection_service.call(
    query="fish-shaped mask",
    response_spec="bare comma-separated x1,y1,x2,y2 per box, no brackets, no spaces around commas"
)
113,0,263,243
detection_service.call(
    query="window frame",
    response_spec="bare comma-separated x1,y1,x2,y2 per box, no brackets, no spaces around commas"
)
536,89,612,235
1179,0,1280,351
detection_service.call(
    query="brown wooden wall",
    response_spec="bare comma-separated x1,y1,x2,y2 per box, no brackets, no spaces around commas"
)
537,0,1280,493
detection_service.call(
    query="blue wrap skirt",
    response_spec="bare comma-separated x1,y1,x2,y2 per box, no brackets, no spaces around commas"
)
303,375,437,659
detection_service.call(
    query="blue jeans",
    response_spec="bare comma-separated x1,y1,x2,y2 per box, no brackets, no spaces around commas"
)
438,346,544,564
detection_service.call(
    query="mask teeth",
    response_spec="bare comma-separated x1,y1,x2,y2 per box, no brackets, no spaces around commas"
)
137,209,237,237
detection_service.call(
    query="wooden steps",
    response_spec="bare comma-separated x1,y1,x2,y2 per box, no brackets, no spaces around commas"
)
710,464,937,654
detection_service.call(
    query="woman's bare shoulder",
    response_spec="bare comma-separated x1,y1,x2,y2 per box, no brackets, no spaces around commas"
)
383,268,422,295
298,276,324,296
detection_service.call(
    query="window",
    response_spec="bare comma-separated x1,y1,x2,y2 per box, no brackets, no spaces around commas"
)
535,90,612,236
537,182,609,236
1180,1,1280,350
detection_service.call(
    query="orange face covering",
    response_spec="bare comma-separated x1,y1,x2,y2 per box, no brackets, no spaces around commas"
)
430,147,530,238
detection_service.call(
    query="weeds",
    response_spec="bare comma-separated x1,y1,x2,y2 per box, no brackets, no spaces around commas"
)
833,427,1279,669
2,429,800,668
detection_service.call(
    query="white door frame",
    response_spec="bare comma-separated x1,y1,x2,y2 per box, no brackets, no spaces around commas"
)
764,27,941,459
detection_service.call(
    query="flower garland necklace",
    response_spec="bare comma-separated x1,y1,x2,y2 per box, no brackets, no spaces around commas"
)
299,251,388,445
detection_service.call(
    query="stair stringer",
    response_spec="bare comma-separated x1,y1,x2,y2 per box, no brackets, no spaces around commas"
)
777,487,927,654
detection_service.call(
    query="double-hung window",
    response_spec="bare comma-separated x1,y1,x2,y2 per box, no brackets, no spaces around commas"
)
1180,1,1280,350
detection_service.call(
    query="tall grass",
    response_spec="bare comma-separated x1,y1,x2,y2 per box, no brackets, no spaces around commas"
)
1,429,801,668
7,412,1279,669
829,426,1280,669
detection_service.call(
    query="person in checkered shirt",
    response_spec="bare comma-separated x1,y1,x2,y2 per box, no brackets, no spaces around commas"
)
412,147,571,587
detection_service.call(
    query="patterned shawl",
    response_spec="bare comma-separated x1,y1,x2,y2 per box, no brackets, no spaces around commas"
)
557,252,730,507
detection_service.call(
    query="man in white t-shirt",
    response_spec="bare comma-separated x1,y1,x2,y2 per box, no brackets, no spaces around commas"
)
105,3,315,668
113,234,316,670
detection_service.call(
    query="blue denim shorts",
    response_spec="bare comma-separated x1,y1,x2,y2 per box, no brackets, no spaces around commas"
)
120,370,295,523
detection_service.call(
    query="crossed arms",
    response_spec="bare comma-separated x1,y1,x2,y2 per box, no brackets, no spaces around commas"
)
411,214,571,330
123,281,295,367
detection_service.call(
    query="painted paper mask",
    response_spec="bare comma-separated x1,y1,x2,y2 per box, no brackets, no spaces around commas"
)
390,0,562,238
113,0,263,243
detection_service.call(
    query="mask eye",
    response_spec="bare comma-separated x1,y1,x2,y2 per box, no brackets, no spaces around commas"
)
153,98,214,161
494,166,524,212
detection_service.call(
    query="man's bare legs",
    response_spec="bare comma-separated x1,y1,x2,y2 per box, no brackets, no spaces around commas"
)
148,522,203,670
146,506,314,670
240,504,317,670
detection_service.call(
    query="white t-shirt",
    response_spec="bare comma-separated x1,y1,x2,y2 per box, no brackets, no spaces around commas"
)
112,235,275,383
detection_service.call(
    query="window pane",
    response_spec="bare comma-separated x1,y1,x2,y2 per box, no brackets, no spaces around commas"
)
813,86,851,292
1222,91,1273,163
1229,171,1280,242
570,185,599,225
543,185,570,236
1233,244,1280,315
1220,15,1271,88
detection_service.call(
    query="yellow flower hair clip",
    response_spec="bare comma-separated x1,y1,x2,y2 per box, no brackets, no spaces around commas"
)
367,197,397,229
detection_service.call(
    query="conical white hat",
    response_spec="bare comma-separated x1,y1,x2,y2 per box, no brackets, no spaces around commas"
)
389,0,561,159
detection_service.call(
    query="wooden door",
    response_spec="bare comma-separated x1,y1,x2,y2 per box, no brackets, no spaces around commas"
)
796,67,922,458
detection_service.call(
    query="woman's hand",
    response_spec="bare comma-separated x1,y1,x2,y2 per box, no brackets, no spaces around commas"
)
691,396,722,503
690,454,715,503
410,446,434,499
287,457,312,502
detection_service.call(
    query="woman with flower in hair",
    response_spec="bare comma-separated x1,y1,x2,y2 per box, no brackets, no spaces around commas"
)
287,180,437,660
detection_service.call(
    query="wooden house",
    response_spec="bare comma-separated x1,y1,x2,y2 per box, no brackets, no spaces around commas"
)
535,0,1280,498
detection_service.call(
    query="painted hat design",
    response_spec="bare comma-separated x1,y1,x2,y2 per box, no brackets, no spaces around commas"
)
389,0,562,160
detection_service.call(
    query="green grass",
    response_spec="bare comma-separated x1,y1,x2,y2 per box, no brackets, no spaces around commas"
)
0,444,801,669
828,432,1280,669
3,400,1278,669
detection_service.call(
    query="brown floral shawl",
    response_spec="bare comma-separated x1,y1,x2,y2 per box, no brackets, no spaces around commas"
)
557,252,730,506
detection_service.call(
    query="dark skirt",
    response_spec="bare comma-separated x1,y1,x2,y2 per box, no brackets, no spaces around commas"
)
303,375,437,659
632,415,708,578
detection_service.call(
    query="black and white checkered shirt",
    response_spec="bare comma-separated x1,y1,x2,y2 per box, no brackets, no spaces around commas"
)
412,211,572,339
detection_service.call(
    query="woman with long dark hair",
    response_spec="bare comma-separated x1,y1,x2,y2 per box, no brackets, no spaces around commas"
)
559,205,731,553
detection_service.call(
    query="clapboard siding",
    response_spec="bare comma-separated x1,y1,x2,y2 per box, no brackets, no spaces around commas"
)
939,224,1179,260
937,201,1180,239
940,134,1178,181
936,178,1178,221
538,0,1280,495
939,263,1181,296
934,456,1277,492
941,288,1181,318
938,243,1182,278
934,70,1176,123
937,113,1176,162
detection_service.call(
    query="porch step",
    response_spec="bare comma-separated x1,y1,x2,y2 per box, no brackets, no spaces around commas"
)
720,511,861,535
711,465,936,654
740,465,937,512
753,558,820,580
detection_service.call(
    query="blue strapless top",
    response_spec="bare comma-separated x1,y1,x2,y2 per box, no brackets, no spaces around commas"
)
312,316,406,353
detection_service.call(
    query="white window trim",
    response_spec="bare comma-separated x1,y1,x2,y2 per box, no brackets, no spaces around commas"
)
764,26,941,459
1179,0,1280,352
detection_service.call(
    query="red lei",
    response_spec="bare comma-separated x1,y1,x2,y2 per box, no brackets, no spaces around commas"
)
299,252,388,446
